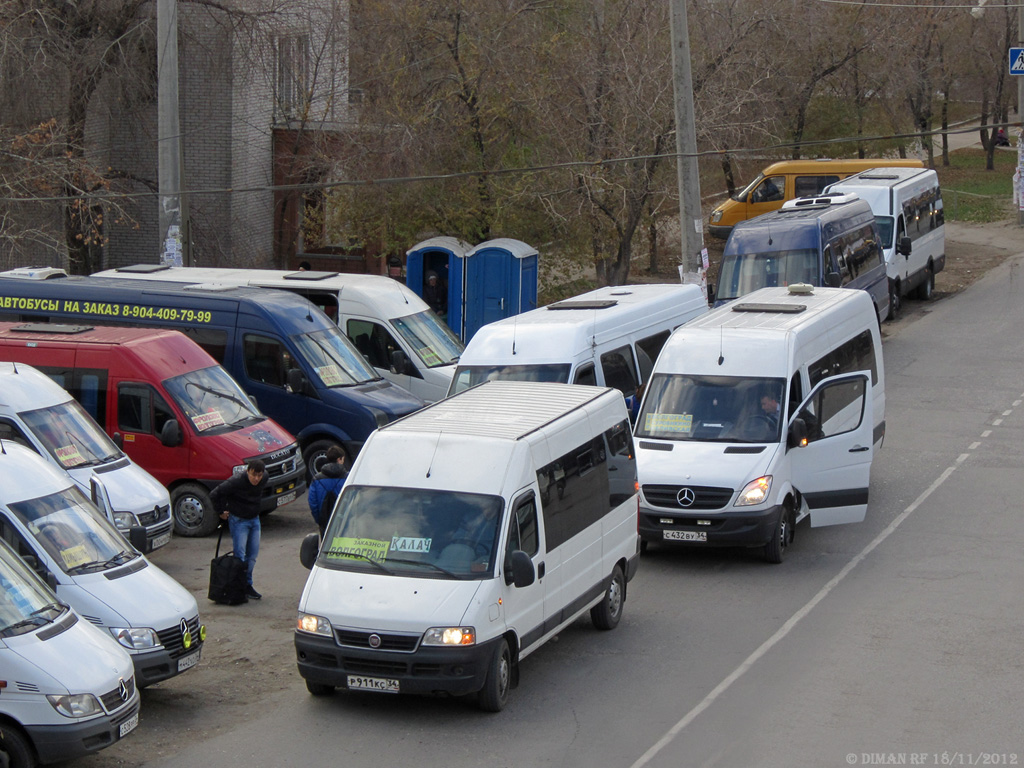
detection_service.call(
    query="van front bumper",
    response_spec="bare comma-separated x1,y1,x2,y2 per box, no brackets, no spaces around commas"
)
25,698,140,764
132,616,204,687
295,631,503,697
708,224,734,240
639,503,781,548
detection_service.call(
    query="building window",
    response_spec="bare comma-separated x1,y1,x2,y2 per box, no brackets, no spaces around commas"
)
277,34,310,119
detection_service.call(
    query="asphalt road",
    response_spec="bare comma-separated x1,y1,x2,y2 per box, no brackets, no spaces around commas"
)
83,230,1024,768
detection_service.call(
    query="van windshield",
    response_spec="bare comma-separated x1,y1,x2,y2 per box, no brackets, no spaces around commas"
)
0,547,66,638
716,249,820,301
318,486,504,580
635,374,786,444
8,486,138,575
164,365,263,433
874,216,895,248
20,400,123,469
733,173,765,202
293,326,381,387
449,363,571,395
392,310,464,368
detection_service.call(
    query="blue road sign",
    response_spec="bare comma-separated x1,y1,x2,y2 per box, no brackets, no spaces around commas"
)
1011,48,1024,75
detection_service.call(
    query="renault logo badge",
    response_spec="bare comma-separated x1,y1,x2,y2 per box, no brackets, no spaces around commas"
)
180,619,192,650
676,488,696,507
118,679,129,702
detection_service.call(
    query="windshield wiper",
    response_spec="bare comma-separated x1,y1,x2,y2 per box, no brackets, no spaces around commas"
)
184,382,254,424
102,551,137,568
385,557,463,579
31,601,66,619
0,616,48,636
321,548,393,574
66,559,112,575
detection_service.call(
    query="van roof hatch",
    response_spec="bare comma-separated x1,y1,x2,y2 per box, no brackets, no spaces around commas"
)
782,192,860,210
548,299,617,310
282,271,341,281
10,323,94,334
111,264,170,274
732,303,806,314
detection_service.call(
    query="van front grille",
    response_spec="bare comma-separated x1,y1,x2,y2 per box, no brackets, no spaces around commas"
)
99,676,135,712
258,445,302,479
336,629,420,652
642,484,733,510
138,504,170,526
155,615,203,659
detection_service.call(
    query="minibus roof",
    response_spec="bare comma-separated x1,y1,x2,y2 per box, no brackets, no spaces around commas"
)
0,440,76,504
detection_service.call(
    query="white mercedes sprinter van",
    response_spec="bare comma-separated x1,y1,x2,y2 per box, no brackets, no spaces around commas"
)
295,381,640,711
0,442,205,687
633,285,884,563
0,363,172,553
448,284,709,413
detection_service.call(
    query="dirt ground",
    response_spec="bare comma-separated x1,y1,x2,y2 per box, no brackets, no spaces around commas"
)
75,219,1021,768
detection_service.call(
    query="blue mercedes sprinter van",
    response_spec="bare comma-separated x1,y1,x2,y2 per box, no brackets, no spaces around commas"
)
715,193,890,325
0,268,425,478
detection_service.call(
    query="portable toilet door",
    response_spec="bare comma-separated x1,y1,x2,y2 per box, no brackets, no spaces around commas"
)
405,237,471,328
457,238,539,341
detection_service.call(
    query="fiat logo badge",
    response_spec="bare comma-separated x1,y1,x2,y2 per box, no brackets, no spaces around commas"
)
676,488,696,507
368,634,382,649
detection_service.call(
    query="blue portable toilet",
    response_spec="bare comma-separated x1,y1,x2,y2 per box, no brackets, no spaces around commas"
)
454,238,539,342
405,236,471,329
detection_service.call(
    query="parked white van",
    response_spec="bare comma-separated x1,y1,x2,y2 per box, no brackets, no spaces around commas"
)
0,537,140,768
447,284,709,412
91,265,464,403
295,381,640,711
825,167,945,318
633,285,884,563
0,363,173,553
0,442,205,687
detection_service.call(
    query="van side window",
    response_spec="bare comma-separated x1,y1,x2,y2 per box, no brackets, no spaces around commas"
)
573,364,597,386
808,330,877,388
600,346,639,396
243,334,290,388
636,330,670,381
537,436,609,550
118,384,175,435
180,328,229,363
750,175,785,204
0,420,35,451
788,372,803,417
796,376,867,443
347,319,401,371
0,516,38,564
604,420,637,507
31,366,108,424
840,224,882,281
505,494,539,560
903,186,944,240
794,175,840,197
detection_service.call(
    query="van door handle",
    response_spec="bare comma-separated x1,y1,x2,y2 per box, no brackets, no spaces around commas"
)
538,562,545,579
849,445,869,452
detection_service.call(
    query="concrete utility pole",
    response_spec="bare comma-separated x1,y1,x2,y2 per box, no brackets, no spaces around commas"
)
668,0,706,293
157,0,191,265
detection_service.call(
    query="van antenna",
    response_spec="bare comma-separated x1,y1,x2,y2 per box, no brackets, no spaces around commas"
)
718,326,725,366
767,221,773,247
511,313,518,356
425,431,443,478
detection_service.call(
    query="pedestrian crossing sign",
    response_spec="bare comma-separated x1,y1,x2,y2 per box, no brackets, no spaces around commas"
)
1011,48,1024,75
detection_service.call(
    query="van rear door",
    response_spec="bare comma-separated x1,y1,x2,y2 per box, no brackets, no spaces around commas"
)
790,372,874,527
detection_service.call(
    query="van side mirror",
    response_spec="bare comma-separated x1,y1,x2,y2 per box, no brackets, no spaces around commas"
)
299,532,320,570
707,283,716,304
128,526,149,553
787,417,808,450
159,418,182,447
112,432,125,449
505,550,536,588
825,272,842,288
897,236,912,257
287,368,307,395
389,349,415,376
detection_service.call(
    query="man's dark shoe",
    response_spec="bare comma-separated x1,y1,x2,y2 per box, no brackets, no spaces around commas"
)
245,586,262,600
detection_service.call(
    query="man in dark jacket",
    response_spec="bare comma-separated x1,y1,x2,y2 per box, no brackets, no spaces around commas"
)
211,459,267,600
307,446,347,538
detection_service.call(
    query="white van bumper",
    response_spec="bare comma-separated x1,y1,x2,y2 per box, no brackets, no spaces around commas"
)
639,503,781,548
25,696,140,764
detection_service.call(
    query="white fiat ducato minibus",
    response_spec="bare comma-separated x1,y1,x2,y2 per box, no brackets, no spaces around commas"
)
295,381,640,711
0,442,205,688
633,285,884,563
0,536,140,768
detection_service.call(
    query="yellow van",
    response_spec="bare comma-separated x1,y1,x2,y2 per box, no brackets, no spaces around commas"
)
708,158,925,239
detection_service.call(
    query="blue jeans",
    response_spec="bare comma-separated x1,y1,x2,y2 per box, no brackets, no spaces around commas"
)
228,515,260,587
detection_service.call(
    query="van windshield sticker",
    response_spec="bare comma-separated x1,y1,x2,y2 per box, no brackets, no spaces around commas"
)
644,413,693,434
391,536,431,553
192,411,226,431
59,543,91,570
418,347,442,367
316,364,344,387
325,537,390,561
54,444,87,467
0,295,214,324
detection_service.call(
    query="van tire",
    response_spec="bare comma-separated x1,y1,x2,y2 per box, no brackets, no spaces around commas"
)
0,722,35,768
591,565,625,630
915,265,934,301
763,506,793,564
171,483,218,537
303,439,345,482
305,680,335,696
478,639,512,712
887,280,900,321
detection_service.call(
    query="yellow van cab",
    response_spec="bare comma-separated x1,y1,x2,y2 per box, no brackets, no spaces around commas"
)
708,158,925,239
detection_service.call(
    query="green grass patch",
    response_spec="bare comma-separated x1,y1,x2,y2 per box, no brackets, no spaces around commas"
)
936,148,1016,223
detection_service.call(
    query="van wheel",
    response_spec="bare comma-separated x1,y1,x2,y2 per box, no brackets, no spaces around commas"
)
887,280,900,321
591,565,625,630
306,680,335,696
478,639,512,712
0,723,35,768
171,483,219,537
916,265,934,301
763,506,793,564
303,439,344,482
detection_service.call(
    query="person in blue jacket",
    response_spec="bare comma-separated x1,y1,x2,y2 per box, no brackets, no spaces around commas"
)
308,446,347,538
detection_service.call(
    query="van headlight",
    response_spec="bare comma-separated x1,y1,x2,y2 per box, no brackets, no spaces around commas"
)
47,693,103,718
110,627,159,650
422,627,476,646
710,209,723,223
736,476,772,506
297,612,333,636
112,511,139,531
